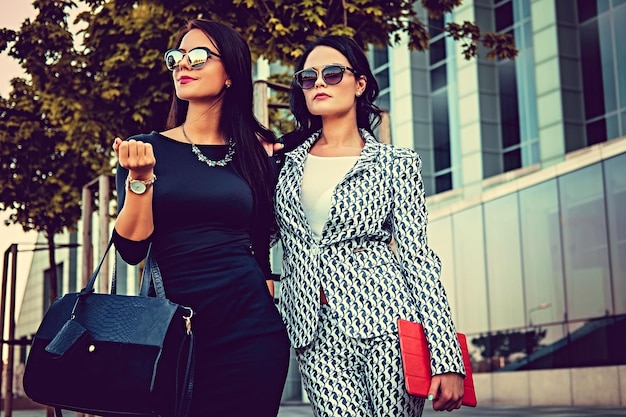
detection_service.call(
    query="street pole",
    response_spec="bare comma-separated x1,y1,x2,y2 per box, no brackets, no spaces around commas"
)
0,246,10,413
1,244,18,417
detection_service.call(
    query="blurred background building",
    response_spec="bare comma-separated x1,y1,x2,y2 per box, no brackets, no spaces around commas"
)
7,0,625,408
364,0,626,407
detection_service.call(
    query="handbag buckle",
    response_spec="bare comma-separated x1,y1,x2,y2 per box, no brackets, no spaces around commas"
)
183,308,194,335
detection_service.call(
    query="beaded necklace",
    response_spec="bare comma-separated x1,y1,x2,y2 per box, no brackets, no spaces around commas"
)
181,123,235,167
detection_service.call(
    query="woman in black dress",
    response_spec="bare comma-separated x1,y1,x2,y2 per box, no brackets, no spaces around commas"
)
112,19,289,417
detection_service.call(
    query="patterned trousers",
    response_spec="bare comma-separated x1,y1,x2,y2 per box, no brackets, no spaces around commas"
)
295,305,425,417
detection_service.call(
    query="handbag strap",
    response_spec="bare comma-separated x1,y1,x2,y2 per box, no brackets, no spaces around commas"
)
175,331,195,417
79,238,115,296
139,245,167,298
80,237,167,299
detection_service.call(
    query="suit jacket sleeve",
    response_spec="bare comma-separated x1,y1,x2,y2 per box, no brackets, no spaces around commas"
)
390,150,466,377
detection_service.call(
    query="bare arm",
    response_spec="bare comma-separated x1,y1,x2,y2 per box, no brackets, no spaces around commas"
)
113,138,156,241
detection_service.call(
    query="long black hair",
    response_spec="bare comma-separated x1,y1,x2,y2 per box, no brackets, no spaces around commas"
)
289,35,382,137
165,19,276,271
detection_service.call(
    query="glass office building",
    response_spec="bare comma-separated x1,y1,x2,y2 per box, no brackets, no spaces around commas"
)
373,0,626,406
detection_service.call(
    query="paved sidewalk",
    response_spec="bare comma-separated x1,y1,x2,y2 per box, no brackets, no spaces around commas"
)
277,404,626,417
4,405,626,416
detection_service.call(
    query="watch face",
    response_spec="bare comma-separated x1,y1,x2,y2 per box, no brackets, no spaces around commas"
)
129,180,147,194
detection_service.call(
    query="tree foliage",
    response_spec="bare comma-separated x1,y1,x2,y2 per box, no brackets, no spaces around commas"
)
0,0,110,302
0,0,517,300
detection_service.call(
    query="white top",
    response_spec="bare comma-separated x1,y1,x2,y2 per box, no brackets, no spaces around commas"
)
301,154,359,240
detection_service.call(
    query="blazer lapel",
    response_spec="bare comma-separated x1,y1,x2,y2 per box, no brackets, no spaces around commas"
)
318,129,382,244
341,129,381,181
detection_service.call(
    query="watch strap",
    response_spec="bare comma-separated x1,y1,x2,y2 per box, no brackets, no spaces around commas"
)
126,174,157,194
126,174,157,186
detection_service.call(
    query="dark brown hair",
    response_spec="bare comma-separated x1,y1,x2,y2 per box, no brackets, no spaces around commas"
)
165,19,277,269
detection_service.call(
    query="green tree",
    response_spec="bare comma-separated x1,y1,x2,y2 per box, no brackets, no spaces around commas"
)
71,0,517,137
0,0,110,304
0,0,516,303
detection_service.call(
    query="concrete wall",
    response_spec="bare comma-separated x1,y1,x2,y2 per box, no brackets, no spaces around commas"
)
474,365,626,406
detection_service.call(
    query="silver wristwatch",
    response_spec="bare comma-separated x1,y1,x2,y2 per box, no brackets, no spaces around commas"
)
126,174,157,195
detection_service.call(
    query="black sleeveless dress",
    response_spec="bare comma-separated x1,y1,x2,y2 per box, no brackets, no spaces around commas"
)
113,132,289,417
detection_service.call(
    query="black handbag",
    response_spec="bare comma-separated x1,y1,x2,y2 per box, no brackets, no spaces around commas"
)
23,239,195,417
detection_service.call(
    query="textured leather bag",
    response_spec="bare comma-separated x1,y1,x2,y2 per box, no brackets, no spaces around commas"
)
23,240,195,417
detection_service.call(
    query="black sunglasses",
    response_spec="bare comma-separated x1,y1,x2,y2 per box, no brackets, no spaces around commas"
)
164,47,221,71
294,65,358,90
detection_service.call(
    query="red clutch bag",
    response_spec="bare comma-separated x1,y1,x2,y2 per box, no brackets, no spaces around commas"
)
397,319,477,407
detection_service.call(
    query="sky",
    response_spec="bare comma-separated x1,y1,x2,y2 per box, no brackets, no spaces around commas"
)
0,0,36,97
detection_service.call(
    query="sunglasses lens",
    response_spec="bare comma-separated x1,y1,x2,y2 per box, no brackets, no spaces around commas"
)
164,48,211,71
297,70,318,89
187,48,209,69
322,66,344,85
164,50,184,71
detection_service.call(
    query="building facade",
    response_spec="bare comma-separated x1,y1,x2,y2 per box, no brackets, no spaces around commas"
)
374,0,626,407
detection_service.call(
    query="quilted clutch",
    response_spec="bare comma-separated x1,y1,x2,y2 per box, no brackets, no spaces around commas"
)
397,319,477,407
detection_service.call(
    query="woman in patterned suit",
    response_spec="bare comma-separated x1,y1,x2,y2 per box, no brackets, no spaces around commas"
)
273,35,466,416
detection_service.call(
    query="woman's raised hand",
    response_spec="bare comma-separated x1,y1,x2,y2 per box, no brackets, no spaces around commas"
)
113,137,156,179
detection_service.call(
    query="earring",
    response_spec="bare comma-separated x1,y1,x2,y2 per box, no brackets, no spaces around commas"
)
356,92,362,97
226,82,232,88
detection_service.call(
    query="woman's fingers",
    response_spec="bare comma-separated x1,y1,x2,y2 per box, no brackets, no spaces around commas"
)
116,140,156,175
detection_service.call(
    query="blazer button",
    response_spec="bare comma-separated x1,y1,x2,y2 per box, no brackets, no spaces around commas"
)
310,246,320,256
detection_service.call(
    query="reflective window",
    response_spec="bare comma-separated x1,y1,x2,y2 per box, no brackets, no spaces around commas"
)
376,67,389,91
580,19,606,120
452,206,489,333
498,59,521,150
522,324,568,370
586,118,608,145
491,0,538,176
471,323,567,371
435,173,452,192
372,46,388,68
495,0,514,31
430,38,446,65
578,1,625,143
432,90,452,193
439,150,625,372
370,46,390,116
484,195,525,330
604,154,626,314
503,148,521,172
430,65,447,92
559,164,612,320
376,92,390,112
577,0,598,22
519,180,565,326
596,13,617,114
428,11,453,194
566,316,626,367
428,15,445,37
615,4,626,111
433,91,451,171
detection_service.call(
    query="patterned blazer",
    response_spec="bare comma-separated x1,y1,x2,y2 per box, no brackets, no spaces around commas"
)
274,129,465,376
